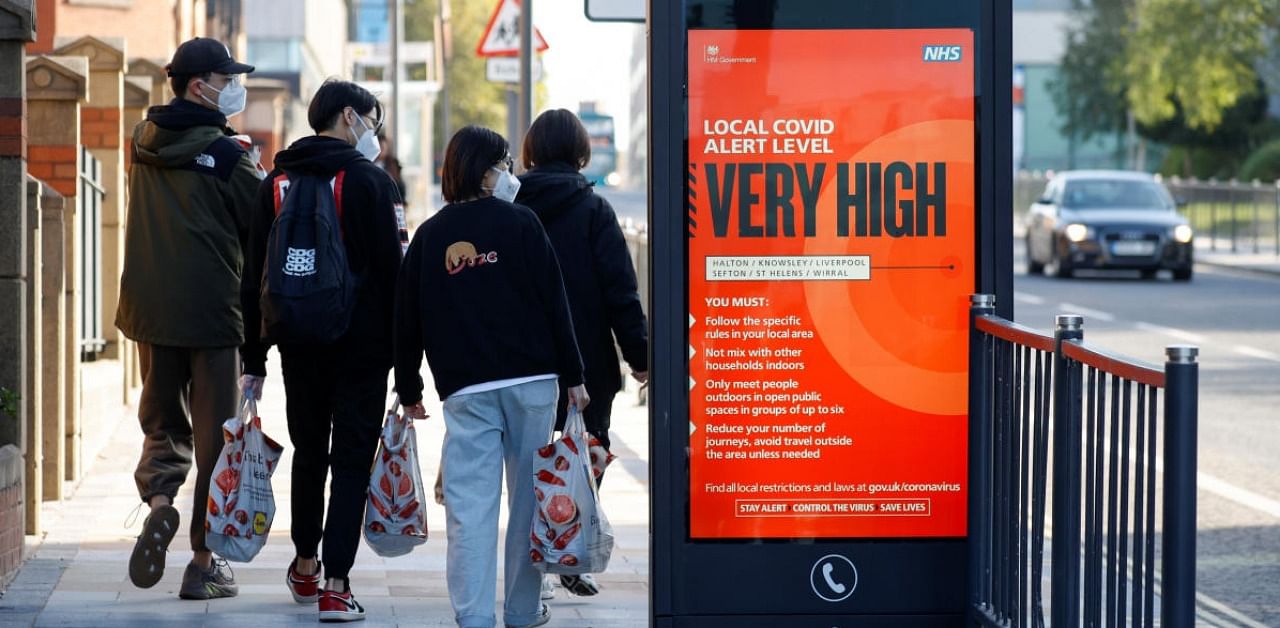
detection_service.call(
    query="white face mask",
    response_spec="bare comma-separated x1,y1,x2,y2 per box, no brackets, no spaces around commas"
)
489,166,521,203
199,78,246,117
349,114,382,162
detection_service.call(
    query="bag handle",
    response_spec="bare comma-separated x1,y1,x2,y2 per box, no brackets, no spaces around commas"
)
388,394,400,415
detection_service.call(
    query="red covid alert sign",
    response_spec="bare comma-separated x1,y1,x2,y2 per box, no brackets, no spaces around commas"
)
687,29,975,539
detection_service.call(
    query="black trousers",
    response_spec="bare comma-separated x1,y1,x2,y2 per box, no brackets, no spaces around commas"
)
133,343,239,553
279,345,388,582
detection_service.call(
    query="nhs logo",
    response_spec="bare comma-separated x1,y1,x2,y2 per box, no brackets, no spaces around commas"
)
922,45,963,62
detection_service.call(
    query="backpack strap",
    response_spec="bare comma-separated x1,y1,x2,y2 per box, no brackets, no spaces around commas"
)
272,169,347,240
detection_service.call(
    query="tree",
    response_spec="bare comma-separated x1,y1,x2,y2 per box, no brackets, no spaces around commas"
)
405,0,547,165
1125,0,1272,132
1050,0,1133,143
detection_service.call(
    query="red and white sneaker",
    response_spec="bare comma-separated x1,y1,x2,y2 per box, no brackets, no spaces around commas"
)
286,558,321,603
319,588,366,623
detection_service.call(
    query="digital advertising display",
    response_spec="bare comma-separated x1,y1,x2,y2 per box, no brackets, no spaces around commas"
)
686,28,976,539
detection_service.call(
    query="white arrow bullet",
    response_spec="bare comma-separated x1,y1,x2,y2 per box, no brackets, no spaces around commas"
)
689,313,696,328
689,376,696,390
690,421,698,435
689,345,697,359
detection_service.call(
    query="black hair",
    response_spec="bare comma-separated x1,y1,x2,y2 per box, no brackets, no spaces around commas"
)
442,126,509,203
170,72,212,100
307,79,383,134
522,108,591,171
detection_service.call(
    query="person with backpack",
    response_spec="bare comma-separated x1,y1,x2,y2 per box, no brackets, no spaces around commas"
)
240,79,406,623
395,126,587,628
515,109,649,597
115,37,259,601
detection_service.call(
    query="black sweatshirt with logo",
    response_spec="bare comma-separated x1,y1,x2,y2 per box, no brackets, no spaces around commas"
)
393,197,584,403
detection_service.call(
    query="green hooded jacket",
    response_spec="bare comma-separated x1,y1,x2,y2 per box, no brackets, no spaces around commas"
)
115,100,262,348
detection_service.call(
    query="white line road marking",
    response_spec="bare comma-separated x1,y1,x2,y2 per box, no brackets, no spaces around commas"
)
1058,302,1116,322
1194,590,1273,628
1014,291,1045,305
1234,345,1280,363
1134,321,1208,344
1197,471,1280,520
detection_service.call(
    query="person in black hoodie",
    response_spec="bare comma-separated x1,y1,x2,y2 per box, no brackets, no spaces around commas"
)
240,80,405,623
515,109,649,598
395,126,586,628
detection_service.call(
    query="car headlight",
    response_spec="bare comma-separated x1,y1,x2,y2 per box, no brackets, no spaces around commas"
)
1065,223,1090,242
1173,224,1193,243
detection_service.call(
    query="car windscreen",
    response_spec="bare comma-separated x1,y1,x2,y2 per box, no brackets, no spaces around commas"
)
1061,179,1173,210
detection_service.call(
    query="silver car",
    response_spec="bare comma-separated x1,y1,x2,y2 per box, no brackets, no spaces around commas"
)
1025,170,1194,280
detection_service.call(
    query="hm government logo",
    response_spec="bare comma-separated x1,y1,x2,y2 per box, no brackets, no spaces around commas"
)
922,45,963,62
703,43,756,65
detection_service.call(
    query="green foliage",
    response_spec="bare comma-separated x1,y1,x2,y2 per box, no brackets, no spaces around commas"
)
1050,0,1133,142
1240,139,1280,181
405,0,549,165
0,387,17,418
1158,145,1244,179
1125,0,1271,132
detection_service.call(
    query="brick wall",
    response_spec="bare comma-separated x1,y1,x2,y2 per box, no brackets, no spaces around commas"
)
81,107,120,150
0,97,24,159
0,480,21,586
26,145,78,197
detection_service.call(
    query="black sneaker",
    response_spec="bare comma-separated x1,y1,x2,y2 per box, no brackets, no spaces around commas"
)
128,504,179,588
505,603,550,628
560,574,601,596
179,558,239,600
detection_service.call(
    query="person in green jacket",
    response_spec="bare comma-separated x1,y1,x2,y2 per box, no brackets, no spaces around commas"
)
114,37,261,601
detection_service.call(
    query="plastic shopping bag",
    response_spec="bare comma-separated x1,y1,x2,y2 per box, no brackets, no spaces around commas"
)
205,398,284,562
530,407,614,574
364,398,428,557
586,434,615,482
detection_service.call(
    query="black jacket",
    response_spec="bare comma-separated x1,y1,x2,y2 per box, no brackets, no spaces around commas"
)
517,164,648,402
241,136,405,376
393,197,584,403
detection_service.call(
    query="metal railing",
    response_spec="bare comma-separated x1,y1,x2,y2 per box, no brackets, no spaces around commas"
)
968,294,1199,627
79,145,105,358
1015,171,1280,256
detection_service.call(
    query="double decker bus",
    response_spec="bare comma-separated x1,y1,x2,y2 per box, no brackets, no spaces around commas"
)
579,107,620,187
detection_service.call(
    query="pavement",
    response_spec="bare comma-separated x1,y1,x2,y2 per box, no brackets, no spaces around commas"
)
0,362,651,628
1195,237,1280,276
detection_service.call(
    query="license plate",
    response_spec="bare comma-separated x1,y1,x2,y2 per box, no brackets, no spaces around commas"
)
1112,241,1156,256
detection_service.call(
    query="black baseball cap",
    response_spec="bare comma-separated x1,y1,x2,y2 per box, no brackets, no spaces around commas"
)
165,37,255,77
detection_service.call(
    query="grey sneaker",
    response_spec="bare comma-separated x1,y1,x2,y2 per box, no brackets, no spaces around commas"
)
128,504,179,588
179,558,239,600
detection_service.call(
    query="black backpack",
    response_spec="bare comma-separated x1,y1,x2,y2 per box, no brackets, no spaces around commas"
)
260,170,356,344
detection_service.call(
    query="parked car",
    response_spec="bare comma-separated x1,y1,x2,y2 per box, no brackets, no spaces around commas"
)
1025,170,1194,280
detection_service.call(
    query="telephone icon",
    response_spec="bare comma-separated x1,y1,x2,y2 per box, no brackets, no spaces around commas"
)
822,562,846,594
810,554,857,602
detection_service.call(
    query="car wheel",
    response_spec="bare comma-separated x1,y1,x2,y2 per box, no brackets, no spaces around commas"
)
1047,249,1073,279
1140,269,1157,280
1173,267,1193,282
1026,237,1044,275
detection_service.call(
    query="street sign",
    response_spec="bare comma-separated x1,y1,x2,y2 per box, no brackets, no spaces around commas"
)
585,0,644,22
476,0,549,57
485,56,543,83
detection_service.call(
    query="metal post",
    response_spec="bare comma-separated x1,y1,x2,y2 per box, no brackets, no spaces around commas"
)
1252,182,1260,254
506,87,518,154
1230,182,1238,253
1162,345,1198,628
389,0,402,143
1050,314,1084,628
517,0,532,163
967,294,995,619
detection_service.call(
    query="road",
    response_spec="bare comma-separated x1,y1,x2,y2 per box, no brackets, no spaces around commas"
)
1013,240,1280,626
